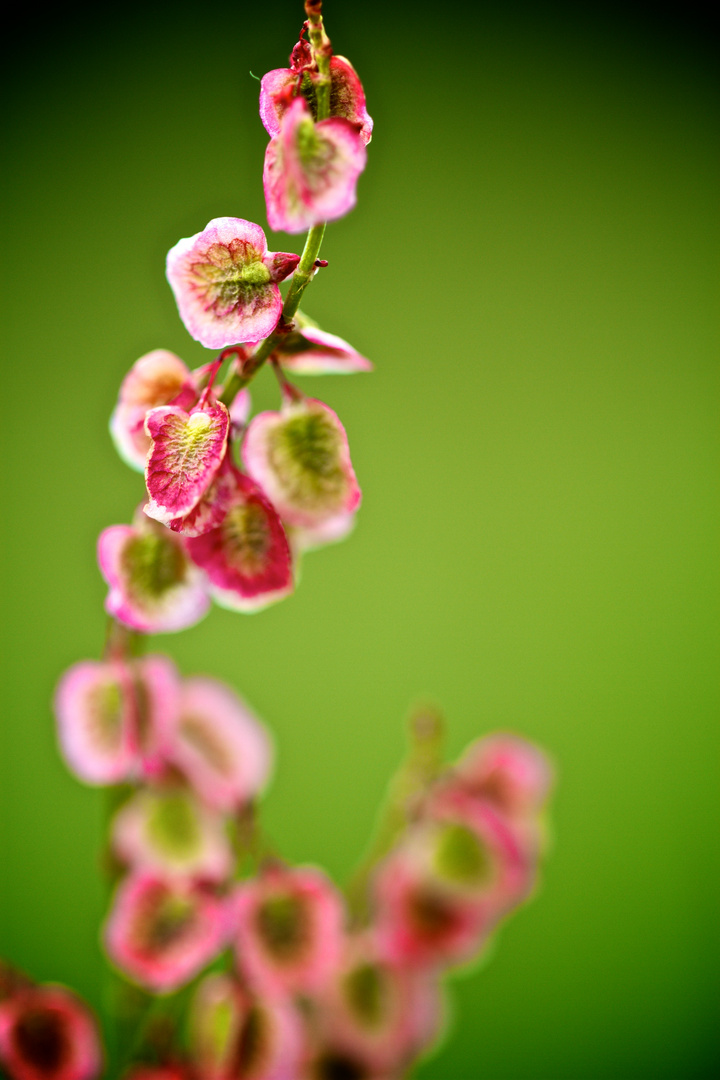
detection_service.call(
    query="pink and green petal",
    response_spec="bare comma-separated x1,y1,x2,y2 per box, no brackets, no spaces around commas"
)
166,454,238,539
289,510,357,554
190,974,301,1080
110,350,197,472
242,398,361,529
104,872,228,994
263,99,367,235
0,985,104,1080
185,466,294,612
274,313,372,375
98,520,210,634
54,660,136,785
233,865,345,997
260,56,373,146
166,218,300,349
112,789,233,882
144,402,230,524
166,677,273,813
454,733,554,820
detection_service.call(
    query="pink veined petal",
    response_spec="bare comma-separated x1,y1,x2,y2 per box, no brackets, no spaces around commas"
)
166,217,299,349
233,865,345,998
54,660,136,785
166,676,273,812
104,872,229,994
98,521,210,634
144,402,230,524
165,453,237,539
242,398,361,529
0,985,104,1080
263,99,367,235
328,56,374,145
185,466,294,612
274,316,372,375
110,350,197,472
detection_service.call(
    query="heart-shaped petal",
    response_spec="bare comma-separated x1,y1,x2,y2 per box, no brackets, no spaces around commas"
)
144,402,230,524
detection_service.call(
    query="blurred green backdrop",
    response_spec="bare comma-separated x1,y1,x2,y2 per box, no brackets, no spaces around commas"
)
1,1,718,1076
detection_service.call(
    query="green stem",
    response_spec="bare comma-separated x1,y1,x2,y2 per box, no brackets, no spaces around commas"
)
305,0,332,121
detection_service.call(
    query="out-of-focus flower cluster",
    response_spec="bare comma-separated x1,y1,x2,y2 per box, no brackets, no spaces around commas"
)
48,659,553,1078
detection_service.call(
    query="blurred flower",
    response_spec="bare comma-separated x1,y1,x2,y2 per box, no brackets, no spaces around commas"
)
165,676,273,813
110,350,197,473
104,872,228,993
233,865,344,997
98,515,210,634
189,973,301,1080
166,218,299,349
453,733,554,820
0,984,103,1080
112,788,233,882
263,99,366,234
54,660,136,785
242,397,360,530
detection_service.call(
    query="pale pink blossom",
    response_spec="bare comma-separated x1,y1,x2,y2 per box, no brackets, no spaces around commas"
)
166,677,273,812
98,516,210,634
189,973,301,1080
104,872,228,993
110,350,197,472
233,865,345,997
0,985,103,1080
185,464,294,612
372,850,491,970
263,98,367,234
112,788,233,882
54,660,136,785
260,56,373,146
454,733,554,820
273,313,372,375
166,218,299,349
242,398,360,529
143,400,230,525
310,932,444,1073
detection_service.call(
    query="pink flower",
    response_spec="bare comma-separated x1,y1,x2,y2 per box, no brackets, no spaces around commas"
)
104,872,228,993
165,676,273,813
98,516,210,634
185,464,294,612
110,350,197,473
166,218,300,349
189,973,301,1080
242,398,360,529
233,865,345,997
54,660,136,784
310,932,444,1073
0,985,103,1080
263,98,367,234
454,733,554,820
143,400,230,525
122,1070,189,1080
260,56,373,146
112,788,233,882
372,850,491,971
54,654,180,785
273,312,372,375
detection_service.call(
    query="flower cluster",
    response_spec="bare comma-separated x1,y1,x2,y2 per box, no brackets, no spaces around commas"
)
52,654,552,1080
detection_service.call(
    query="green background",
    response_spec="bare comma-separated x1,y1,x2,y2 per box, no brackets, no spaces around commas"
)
1,2,718,1076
